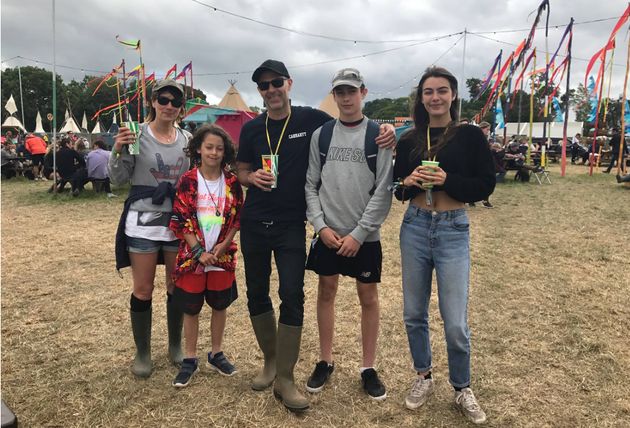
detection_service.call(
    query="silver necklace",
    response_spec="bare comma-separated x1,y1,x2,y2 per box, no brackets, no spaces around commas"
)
200,170,223,217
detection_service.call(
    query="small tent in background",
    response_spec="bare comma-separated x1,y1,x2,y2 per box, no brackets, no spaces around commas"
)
34,111,46,134
59,110,81,133
318,93,339,118
2,94,26,133
81,112,89,133
91,120,102,134
1,116,26,133
218,81,252,112
108,113,119,134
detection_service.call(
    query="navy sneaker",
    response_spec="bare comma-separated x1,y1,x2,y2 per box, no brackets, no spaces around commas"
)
306,361,335,393
172,358,199,388
208,351,237,376
361,368,387,401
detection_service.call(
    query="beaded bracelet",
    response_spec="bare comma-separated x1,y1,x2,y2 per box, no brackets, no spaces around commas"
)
191,243,204,260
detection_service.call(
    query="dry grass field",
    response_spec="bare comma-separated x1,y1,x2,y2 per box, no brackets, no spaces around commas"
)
2,163,629,427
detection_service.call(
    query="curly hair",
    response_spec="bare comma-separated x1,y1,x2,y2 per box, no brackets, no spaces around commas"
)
185,124,236,170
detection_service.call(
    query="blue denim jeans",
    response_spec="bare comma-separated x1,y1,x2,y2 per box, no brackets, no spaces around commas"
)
400,205,471,388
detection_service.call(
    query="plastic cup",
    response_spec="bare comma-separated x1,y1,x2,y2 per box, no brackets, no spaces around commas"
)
125,121,140,155
261,154,278,189
421,160,440,189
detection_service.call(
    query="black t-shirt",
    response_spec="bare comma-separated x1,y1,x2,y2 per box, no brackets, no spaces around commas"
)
393,124,496,203
237,105,332,222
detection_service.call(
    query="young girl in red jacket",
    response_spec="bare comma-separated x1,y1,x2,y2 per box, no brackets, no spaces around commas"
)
169,124,244,387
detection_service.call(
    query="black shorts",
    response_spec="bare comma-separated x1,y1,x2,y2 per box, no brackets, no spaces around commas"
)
31,154,45,167
306,237,382,283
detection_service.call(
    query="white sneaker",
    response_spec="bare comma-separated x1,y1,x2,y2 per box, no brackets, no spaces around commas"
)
405,376,434,410
107,193,118,198
40,176,48,181
454,387,487,424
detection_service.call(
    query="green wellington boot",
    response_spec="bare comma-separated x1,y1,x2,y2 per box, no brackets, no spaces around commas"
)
130,308,152,378
166,299,183,365
250,311,277,390
273,323,309,412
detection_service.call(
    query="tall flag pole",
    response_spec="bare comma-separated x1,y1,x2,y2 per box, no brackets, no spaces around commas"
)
138,41,147,120
560,18,574,177
52,0,57,194
528,50,537,165
540,0,552,150
618,33,630,176
589,51,608,176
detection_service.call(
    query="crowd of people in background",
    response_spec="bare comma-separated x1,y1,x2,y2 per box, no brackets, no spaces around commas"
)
1,129,117,196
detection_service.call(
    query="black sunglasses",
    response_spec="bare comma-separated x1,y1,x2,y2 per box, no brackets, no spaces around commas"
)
157,96,183,108
257,77,287,91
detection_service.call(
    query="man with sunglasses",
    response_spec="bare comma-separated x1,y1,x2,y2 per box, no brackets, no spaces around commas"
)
236,59,396,412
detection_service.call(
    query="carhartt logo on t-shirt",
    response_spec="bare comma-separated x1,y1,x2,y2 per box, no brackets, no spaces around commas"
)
288,132,307,139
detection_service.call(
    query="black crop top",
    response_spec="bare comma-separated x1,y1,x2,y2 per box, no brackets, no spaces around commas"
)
393,124,496,203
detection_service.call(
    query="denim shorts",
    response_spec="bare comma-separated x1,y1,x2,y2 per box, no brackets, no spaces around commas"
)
126,235,180,254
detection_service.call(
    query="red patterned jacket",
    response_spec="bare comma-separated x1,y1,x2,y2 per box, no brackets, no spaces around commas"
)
169,168,243,282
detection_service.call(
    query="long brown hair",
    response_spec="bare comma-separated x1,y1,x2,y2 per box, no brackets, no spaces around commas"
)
407,66,460,162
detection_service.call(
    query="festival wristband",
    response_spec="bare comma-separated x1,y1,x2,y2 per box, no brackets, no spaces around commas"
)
191,243,204,260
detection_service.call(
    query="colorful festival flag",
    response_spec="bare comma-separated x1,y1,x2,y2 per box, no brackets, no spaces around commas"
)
495,97,505,129
164,64,177,80
115,35,140,50
175,62,192,81
552,97,563,122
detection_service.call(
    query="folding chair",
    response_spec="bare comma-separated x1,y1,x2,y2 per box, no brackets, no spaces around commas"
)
532,167,551,185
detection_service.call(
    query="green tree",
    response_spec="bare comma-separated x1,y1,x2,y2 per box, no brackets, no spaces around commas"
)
363,96,411,121
1,66,64,132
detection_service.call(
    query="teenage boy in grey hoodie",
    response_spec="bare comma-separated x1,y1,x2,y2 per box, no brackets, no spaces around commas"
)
304,68,393,401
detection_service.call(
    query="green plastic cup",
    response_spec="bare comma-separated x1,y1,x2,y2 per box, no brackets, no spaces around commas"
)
125,121,140,155
421,160,440,189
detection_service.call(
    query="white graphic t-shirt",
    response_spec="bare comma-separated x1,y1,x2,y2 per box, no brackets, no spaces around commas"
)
197,170,226,272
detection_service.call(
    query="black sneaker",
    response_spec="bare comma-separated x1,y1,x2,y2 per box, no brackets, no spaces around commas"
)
468,202,476,207
361,368,387,401
306,361,334,393
482,201,494,209
208,351,237,376
172,358,199,388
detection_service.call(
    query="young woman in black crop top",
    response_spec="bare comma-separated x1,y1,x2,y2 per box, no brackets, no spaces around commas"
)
395,66,493,425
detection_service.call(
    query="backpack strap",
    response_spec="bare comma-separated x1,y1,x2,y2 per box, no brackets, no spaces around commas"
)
318,119,337,172
364,119,380,176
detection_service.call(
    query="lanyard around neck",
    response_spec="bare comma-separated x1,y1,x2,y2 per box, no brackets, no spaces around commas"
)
265,110,292,155
426,127,436,162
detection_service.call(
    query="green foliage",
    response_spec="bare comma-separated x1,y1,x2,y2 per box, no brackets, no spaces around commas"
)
363,96,411,120
1,66,64,131
1,66,208,133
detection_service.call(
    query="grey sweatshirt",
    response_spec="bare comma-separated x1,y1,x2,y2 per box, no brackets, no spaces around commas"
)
305,119,393,244
108,123,190,212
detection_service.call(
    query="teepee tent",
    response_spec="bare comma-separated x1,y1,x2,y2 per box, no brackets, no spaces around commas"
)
318,93,339,118
91,120,102,134
81,112,89,132
59,110,81,133
218,81,252,112
34,111,46,133
1,116,26,132
108,113,119,134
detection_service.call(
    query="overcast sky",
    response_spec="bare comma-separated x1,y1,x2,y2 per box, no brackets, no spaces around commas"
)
1,0,628,111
